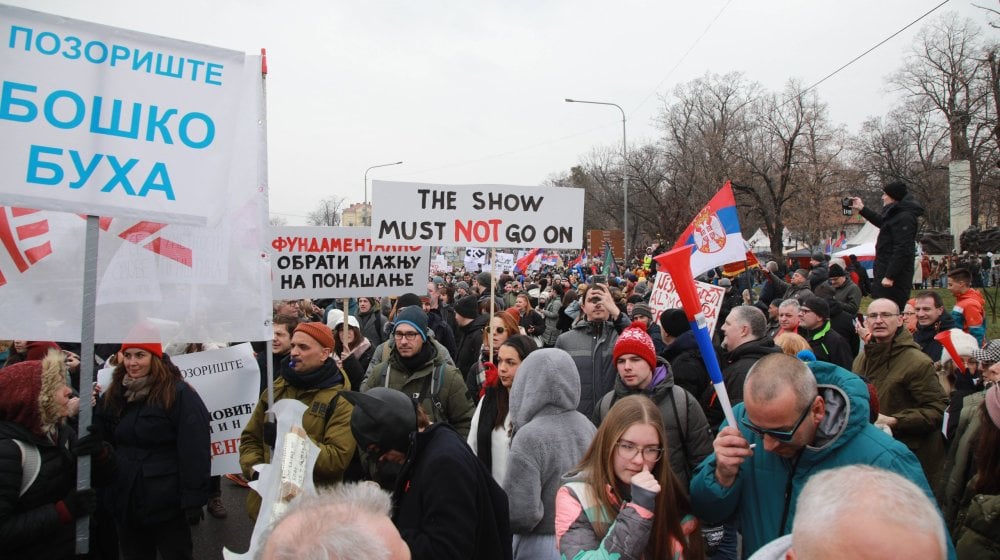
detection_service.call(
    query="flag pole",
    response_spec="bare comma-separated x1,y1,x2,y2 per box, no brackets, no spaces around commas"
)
74,215,99,554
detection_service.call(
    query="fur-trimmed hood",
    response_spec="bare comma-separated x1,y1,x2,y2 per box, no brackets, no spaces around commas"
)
0,350,68,437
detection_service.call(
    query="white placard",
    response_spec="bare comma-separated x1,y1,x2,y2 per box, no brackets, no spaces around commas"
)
0,5,250,226
271,226,428,298
494,252,515,272
647,272,727,335
172,343,261,476
371,180,585,248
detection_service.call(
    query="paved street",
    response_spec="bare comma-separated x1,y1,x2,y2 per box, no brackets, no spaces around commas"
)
191,477,255,559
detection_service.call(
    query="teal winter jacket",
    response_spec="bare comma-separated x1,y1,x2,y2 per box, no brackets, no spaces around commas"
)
689,360,954,559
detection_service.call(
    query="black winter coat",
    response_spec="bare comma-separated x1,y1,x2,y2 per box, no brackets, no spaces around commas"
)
0,421,114,559
859,194,924,283
393,423,512,560
707,336,781,429
457,314,490,393
662,330,710,405
95,380,211,527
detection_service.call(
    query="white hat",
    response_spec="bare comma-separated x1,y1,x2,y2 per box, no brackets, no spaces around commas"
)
326,309,345,330
334,314,361,329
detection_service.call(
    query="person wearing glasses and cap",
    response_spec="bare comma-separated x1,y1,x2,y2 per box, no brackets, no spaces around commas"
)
852,298,949,487
689,352,954,559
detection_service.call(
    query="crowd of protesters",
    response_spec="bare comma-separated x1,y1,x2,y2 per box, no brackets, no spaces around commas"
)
2,181,999,559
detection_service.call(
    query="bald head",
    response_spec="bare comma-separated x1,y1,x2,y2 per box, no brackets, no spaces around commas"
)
746,353,817,410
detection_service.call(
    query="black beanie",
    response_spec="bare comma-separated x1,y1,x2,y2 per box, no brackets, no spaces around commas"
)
396,293,422,310
454,295,479,319
883,181,908,202
799,296,829,319
659,308,690,338
828,263,846,278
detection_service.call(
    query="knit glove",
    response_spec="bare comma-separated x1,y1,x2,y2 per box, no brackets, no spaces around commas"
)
479,361,498,399
185,506,204,525
61,488,97,519
70,425,104,458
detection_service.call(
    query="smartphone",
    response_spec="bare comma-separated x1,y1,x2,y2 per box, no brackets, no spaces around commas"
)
590,275,607,285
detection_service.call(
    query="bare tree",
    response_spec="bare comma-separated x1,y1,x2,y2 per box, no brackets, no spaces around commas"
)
891,13,994,223
269,214,289,227
306,195,346,226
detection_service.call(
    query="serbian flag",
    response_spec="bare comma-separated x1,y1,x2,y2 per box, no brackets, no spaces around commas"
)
568,248,587,268
722,250,760,278
674,181,745,276
835,230,847,248
514,247,542,273
824,237,833,255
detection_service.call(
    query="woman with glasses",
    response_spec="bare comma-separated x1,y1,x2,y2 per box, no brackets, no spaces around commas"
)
467,335,537,482
505,348,597,560
556,395,703,560
466,312,521,401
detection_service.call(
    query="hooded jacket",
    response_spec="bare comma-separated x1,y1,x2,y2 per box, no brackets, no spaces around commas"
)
0,355,115,559
852,327,948,484
706,336,781,429
504,349,596,536
240,357,356,518
594,359,712,487
690,360,946,558
393,422,513,560
859,194,924,283
555,313,631,419
662,330,710,404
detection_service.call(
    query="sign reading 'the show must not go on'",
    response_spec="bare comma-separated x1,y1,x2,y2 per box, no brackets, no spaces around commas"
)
270,226,429,298
370,180,585,249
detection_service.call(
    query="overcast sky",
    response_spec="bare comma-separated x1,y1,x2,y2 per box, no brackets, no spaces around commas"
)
9,0,994,225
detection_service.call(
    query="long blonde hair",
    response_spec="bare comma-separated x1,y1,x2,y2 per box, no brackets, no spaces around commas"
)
573,395,703,560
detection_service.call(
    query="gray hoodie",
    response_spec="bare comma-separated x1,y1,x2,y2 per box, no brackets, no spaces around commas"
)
504,348,597,535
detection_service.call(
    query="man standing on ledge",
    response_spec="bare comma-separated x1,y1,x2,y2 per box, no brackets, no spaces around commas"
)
850,181,924,312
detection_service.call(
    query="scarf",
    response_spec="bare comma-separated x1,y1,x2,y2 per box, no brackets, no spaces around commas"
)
398,341,435,372
281,358,344,390
122,374,153,402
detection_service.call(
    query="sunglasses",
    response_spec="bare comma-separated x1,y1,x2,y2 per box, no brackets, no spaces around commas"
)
741,400,813,443
483,326,506,334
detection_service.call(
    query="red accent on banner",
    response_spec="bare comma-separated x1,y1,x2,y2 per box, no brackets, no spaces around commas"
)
147,237,193,267
24,242,52,264
119,221,167,243
0,209,29,273
16,220,48,240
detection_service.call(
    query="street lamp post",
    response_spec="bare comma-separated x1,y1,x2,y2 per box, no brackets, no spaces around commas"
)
565,98,628,263
363,161,403,226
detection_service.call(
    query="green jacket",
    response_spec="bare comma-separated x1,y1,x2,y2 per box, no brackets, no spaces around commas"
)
941,390,986,526
853,327,947,484
239,361,356,519
954,483,1000,560
363,344,474,438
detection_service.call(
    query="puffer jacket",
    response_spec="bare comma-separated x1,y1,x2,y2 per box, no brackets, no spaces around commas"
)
555,313,631,420
540,297,563,347
941,390,986,527
594,359,712,487
859,194,924,284
690,360,949,558
853,327,948,484
239,358,356,519
953,484,1000,560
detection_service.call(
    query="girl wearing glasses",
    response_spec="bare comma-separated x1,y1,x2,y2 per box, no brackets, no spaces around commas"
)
466,312,521,400
556,395,703,560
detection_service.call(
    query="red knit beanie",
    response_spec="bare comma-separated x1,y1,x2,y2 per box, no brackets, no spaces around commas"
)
26,341,60,361
120,322,164,357
613,320,657,371
120,342,163,358
295,322,334,350
0,360,44,436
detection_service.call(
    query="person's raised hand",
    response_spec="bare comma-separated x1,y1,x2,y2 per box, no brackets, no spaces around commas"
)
713,426,753,488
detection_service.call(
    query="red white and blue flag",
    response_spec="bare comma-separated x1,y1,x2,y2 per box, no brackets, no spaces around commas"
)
514,247,543,273
568,248,587,268
674,181,745,277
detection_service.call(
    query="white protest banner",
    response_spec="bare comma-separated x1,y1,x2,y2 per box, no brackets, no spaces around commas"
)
647,272,726,334
172,343,260,477
464,246,486,272
271,226,428,298
494,252,515,272
371,180,585,248
0,5,251,226
0,57,269,343
430,255,451,274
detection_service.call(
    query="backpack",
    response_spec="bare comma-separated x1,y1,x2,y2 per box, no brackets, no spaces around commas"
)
376,359,448,421
13,439,41,497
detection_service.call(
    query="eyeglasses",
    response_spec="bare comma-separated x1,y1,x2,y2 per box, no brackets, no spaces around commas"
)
741,400,813,443
615,440,663,462
483,326,506,335
799,308,815,315
902,311,916,317
393,331,421,341
865,312,898,321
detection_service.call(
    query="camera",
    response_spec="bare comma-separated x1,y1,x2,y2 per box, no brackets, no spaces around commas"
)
841,197,853,216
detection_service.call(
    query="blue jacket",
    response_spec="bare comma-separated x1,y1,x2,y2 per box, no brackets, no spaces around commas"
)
689,360,955,559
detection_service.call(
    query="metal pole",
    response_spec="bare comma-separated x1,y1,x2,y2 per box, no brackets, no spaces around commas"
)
564,99,627,262
75,215,99,554
363,161,404,222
